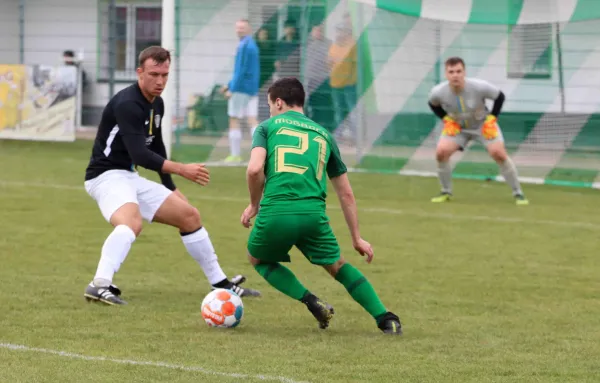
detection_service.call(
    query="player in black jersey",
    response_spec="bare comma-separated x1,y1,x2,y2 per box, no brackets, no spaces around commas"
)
83,46,260,305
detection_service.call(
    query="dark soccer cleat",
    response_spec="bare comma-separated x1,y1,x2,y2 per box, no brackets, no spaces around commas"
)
302,293,335,329
213,275,262,297
377,312,402,335
84,282,127,305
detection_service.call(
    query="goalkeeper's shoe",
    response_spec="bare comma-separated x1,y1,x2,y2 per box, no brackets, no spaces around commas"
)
301,293,335,329
84,281,127,305
431,192,452,203
377,312,403,335
212,275,262,297
515,194,529,206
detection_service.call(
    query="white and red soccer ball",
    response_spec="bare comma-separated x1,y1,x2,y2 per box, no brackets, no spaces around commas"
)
201,288,244,328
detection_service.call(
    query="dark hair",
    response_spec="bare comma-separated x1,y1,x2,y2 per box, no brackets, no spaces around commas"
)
267,77,305,108
445,56,465,68
138,46,171,67
63,50,75,57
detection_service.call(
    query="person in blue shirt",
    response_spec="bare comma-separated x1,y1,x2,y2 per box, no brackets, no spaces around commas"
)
221,19,260,163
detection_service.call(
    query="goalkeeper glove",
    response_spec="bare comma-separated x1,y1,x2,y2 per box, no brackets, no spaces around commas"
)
482,115,499,140
442,116,461,137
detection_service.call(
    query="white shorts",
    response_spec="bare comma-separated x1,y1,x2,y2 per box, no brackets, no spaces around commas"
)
227,92,258,119
84,170,173,223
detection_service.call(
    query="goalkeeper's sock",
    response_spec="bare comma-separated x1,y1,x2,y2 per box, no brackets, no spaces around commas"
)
499,157,523,196
437,161,453,194
254,263,308,301
335,263,387,320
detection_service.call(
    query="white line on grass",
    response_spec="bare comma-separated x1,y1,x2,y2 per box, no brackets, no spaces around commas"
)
1,180,599,230
0,343,309,383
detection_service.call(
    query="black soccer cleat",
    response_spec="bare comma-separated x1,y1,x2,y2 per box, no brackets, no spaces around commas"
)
212,274,261,297
84,282,127,305
377,312,402,335
302,293,335,329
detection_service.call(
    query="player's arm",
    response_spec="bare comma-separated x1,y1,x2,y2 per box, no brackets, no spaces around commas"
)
327,139,361,242
148,121,177,191
477,80,505,130
330,173,360,242
328,146,373,261
115,101,209,185
228,43,247,91
490,91,505,117
427,86,461,136
427,87,447,120
477,79,505,117
246,123,268,207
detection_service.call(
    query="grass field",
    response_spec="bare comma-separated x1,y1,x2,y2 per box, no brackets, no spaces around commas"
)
1,139,600,383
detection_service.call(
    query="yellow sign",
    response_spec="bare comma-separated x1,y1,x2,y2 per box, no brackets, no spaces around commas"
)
0,64,76,141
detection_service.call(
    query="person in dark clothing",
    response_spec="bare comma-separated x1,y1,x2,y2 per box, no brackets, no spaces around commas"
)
83,46,260,305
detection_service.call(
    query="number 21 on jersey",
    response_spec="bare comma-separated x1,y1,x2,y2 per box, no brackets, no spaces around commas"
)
275,127,327,180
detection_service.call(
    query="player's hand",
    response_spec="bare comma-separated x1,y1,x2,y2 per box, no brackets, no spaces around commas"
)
353,238,374,264
482,115,499,140
224,90,232,99
179,164,210,186
442,116,461,137
172,189,188,202
219,85,228,94
240,204,258,228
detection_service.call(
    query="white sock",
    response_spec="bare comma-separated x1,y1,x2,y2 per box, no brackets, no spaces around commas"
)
181,227,227,285
251,125,257,138
93,225,136,287
228,129,242,157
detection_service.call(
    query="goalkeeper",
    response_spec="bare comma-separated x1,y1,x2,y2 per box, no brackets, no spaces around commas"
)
428,57,529,205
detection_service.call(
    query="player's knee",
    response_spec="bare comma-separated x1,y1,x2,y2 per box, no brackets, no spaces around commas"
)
489,147,508,163
110,204,143,236
247,252,261,266
435,148,452,162
178,205,202,233
128,220,143,237
323,258,346,277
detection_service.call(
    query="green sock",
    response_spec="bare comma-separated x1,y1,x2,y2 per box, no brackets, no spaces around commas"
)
254,263,309,301
335,263,387,320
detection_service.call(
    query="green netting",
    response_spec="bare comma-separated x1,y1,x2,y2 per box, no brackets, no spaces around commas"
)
172,0,600,188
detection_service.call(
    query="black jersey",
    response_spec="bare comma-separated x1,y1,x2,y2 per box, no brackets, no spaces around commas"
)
85,82,175,190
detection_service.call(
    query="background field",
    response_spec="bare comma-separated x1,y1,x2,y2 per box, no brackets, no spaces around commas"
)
1,139,600,383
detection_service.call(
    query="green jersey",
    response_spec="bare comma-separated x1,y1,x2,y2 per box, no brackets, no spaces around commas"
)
252,110,347,215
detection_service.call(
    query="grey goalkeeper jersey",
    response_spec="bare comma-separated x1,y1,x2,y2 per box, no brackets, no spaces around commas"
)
429,78,501,133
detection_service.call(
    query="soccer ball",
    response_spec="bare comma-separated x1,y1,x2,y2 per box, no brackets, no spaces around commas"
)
201,288,244,328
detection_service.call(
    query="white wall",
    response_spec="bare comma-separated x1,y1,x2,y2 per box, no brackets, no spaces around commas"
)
20,0,149,111
0,0,20,64
23,0,96,67
178,0,245,108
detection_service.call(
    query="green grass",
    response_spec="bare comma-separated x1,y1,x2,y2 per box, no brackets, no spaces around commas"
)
1,139,600,383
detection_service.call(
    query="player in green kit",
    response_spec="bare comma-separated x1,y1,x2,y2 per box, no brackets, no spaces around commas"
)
240,77,402,335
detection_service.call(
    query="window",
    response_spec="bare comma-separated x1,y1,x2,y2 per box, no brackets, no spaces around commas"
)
507,23,553,79
98,1,162,81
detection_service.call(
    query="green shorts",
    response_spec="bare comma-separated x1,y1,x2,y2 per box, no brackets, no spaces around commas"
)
247,212,340,265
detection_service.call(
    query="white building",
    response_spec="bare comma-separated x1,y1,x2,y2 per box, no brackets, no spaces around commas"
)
2,0,598,129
